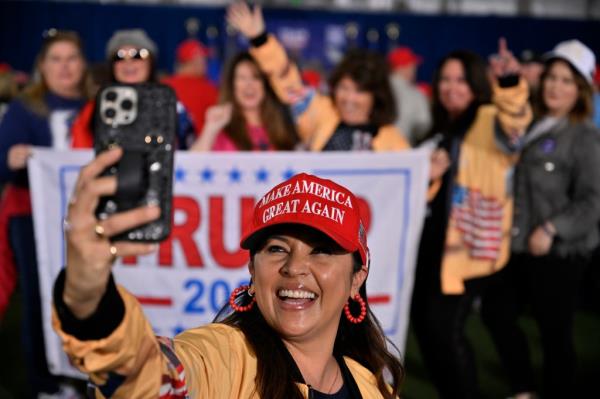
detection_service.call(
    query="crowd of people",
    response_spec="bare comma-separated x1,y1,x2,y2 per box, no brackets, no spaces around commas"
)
1,1,600,398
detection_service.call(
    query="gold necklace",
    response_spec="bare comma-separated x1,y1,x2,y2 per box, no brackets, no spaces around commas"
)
326,365,340,394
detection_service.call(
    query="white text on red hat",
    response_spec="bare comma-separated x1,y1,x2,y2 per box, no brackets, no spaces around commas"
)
259,179,354,209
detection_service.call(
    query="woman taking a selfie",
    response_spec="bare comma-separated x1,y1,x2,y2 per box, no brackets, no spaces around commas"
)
53,148,404,398
190,51,298,151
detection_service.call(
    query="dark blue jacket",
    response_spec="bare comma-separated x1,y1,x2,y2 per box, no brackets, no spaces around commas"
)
0,93,85,186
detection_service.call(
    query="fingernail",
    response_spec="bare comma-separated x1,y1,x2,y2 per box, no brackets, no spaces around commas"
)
149,244,159,251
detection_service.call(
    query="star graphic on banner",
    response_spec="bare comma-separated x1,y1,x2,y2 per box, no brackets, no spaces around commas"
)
255,167,269,183
282,168,296,180
172,324,185,336
229,167,242,183
199,167,214,183
175,167,187,182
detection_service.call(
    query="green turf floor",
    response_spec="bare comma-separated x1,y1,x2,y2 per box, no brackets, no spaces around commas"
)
402,310,600,398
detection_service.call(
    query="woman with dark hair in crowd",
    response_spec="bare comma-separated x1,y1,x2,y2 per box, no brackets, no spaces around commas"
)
428,52,492,140
410,39,532,399
0,29,92,397
190,51,298,151
226,2,408,152
70,29,196,149
53,148,404,398
481,39,600,399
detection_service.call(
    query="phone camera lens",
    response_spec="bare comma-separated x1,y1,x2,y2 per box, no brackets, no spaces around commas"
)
104,108,116,118
105,91,117,101
121,99,133,110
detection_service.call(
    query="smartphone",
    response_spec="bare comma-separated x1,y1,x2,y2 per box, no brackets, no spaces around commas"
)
94,83,177,242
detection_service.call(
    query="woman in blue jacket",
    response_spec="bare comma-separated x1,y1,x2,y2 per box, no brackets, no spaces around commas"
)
0,29,92,397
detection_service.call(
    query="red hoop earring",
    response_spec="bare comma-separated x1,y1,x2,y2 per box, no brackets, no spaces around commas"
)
229,284,256,312
344,294,367,324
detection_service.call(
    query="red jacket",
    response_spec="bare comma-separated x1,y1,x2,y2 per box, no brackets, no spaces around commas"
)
71,101,95,148
0,185,31,319
162,75,218,133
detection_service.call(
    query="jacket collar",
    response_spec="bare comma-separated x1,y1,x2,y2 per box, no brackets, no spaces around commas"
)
280,342,363,398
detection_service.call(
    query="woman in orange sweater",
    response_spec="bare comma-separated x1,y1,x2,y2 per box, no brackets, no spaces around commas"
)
226,2,408,153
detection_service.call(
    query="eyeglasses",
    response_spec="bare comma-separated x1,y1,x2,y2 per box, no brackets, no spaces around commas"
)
112,48,150,62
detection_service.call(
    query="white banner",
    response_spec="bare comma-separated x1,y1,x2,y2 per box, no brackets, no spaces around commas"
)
28,149,429,378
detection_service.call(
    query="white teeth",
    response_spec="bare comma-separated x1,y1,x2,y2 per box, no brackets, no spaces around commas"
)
278,289,316,299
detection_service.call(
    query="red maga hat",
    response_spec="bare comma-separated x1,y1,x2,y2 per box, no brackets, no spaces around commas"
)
388,46,422,69
176,39,210,63
240,173,369,266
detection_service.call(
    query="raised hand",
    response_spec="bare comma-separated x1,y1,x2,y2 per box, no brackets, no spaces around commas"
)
226,1,265,39
190,103,233,151
204,103,233,134
8,144,32,170
489,37,520,78
63,147,160,319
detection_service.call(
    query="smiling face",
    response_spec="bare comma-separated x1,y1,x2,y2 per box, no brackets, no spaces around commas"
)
249,226,367,344
334,76,374,125
112,45,151,84
542,60,579,118
39,40,85,97
233,60,265,111
437,58,475,119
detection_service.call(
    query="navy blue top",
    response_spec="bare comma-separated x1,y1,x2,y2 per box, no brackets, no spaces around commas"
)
312,384,350,398
0,92,85,186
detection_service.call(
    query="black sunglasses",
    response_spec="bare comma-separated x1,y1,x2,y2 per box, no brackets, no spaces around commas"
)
112,48,151,62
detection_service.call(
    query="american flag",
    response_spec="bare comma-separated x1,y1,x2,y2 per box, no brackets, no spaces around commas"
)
450,186,503,261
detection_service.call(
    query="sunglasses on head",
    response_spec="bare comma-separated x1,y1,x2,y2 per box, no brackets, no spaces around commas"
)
112,48,150,62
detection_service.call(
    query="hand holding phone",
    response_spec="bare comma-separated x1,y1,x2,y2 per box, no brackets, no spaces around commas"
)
94,83,177,242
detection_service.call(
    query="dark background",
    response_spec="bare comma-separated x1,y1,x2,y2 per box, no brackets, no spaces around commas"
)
1,0,599,83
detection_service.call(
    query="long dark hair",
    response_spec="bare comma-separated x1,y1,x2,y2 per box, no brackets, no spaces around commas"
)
426,50,491,141
21,30,94,116
219,52,298,150
329,49,397,127
535,58,594,123
216,253,404,399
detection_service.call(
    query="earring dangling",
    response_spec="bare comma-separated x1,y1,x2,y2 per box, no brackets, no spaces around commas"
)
344,294,367,324
229,284,256,312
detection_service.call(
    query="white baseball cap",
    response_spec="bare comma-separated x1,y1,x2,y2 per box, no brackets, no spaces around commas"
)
544,39,596,85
